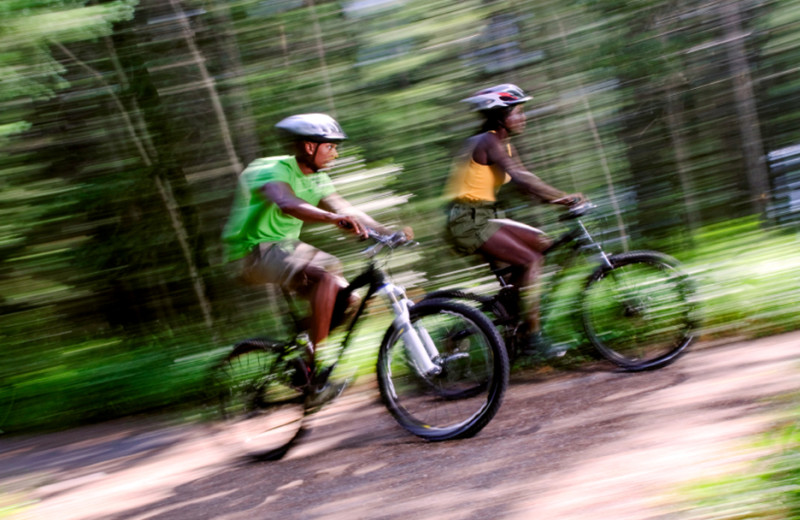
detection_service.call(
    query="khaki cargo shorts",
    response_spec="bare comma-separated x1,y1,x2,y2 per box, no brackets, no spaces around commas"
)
446,201,504,254
238,240,345,295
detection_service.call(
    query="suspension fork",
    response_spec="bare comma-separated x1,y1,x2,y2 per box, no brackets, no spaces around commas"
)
573,220,642,309
574,219,614,269
380,282,442,377
539,219,616,314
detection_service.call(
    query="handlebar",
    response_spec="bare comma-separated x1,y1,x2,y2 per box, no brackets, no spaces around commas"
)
558,202,596,222
336,218,413,256
362,228,415,257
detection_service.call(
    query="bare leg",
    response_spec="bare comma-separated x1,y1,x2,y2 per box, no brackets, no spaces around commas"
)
478,224,551,332
308,271,342,349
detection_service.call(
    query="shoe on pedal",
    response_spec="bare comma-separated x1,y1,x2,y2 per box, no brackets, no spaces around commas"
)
312,364,335,391
521,332,567,360
304,378,348,413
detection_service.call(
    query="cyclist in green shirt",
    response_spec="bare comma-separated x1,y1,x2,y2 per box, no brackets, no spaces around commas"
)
223,113,407,391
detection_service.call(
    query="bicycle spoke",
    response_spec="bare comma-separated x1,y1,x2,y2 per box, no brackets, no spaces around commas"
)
378,299,507,441
208,341,307,460
583,252,697,370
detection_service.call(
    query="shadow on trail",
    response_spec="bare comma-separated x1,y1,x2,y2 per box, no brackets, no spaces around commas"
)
0,420,186,489
10,338,798,520
100,368,693,520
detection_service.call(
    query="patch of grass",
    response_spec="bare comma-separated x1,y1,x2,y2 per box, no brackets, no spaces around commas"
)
684,223,800,340
0,494,35,519
678,404,800,519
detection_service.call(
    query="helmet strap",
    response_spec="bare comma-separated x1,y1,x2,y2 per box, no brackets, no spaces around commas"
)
480,106,514,135
297,141,321,172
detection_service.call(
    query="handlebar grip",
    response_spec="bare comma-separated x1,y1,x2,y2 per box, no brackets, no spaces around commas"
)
558,201,595,221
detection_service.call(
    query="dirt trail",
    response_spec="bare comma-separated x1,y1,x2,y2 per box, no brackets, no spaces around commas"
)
2,331,799,520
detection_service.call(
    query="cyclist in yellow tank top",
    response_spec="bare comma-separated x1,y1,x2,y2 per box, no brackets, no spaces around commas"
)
445,84,584,355
445,131,511,202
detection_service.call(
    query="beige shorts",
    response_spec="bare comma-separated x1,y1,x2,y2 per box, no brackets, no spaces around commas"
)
238,240,344,295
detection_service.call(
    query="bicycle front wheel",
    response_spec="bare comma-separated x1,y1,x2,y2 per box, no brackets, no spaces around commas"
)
377,299,509,441
582,251,698,371
208,339,308,460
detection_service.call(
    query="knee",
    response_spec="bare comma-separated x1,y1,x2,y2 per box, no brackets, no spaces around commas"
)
513,244,542,264
300,265,334,295
314,271,341,294
528,250,545,267
515,249,543,270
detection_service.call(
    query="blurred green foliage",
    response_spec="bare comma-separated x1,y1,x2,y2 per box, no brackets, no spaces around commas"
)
1,0,800,436
681,399,800,519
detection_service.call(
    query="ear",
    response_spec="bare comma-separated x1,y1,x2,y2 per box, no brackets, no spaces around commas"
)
303,141,317,155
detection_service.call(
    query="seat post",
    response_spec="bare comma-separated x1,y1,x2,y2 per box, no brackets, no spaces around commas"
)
489,262,518,288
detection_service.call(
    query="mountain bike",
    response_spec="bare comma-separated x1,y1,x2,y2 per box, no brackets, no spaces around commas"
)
207,230,509,460
423,203,699,371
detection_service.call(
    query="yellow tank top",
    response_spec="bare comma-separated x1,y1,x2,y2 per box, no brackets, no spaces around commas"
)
445,135,512,203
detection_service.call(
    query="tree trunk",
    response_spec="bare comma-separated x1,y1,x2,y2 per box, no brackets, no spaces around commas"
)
663,81,701,232
306,0,337,116
105,26,217,330
169,0,244,176
720,0,769,217
557,20,629,251
656,10,702,232
195,0,261,165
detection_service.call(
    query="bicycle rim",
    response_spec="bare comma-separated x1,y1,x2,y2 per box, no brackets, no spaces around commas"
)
582,252,697,371
209,340,307,460
377,299,508,441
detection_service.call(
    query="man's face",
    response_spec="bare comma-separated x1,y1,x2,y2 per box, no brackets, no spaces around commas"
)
305,141,339,171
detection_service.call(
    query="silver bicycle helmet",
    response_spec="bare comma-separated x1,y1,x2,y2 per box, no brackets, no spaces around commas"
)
274,113,347,142
461,84,532,111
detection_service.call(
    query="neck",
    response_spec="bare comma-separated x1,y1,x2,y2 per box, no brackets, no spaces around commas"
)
489,127,509,139
295,155,317,174
481,120,509,138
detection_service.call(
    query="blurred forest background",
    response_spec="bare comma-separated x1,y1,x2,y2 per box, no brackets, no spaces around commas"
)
2,0,800,434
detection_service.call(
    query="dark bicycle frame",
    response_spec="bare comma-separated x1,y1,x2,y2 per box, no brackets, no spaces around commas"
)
423,205,641,359
278,236,408,376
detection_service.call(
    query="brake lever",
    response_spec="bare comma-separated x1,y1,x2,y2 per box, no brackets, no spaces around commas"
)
558,202,596,221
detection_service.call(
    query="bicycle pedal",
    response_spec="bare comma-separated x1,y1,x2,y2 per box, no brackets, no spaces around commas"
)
304,379,348,413
311,364,335,391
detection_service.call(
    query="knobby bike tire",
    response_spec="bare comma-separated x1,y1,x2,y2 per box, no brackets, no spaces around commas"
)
377,298,509,441
207,338,309,461
581,251,698,371
422,289,520,360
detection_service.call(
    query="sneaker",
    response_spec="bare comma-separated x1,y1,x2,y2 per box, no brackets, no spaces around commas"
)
312,364,335,390
304,379,348,413
521,332,567,360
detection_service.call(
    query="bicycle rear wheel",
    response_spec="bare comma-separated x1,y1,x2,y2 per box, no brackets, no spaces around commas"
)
208,339,308,460
377,299,508,441
582,251,698,371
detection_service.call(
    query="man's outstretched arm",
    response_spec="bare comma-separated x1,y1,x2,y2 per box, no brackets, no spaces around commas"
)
262,182,368,237
319,193,393,235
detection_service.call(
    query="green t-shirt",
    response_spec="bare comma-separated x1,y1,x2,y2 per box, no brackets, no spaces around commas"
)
222,156,336,260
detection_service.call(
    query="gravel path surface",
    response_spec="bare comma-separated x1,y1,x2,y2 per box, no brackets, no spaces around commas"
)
3,331,799,520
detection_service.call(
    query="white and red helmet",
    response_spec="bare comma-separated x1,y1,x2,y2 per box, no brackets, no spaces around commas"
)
462,84,532,111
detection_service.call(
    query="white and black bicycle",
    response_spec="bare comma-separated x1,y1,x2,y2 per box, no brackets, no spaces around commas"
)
206,230,509,460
